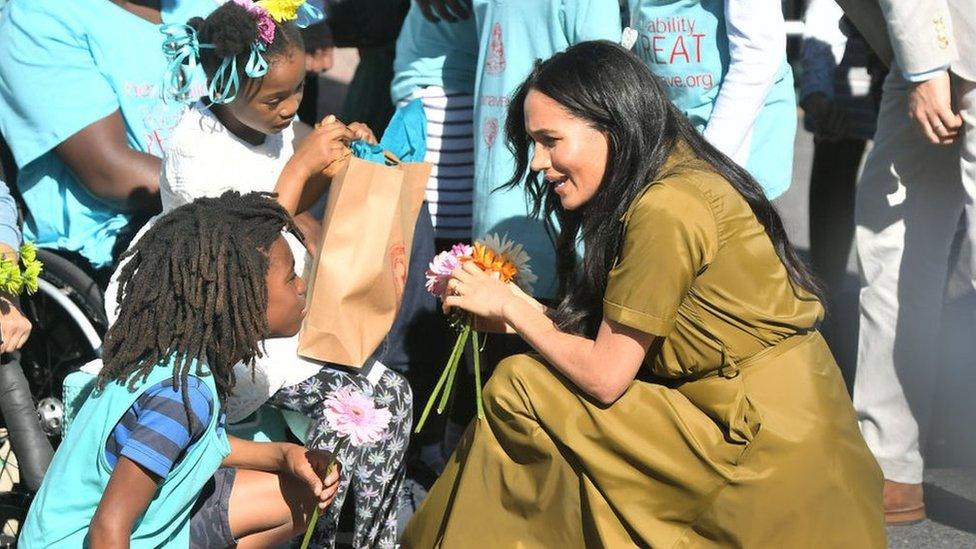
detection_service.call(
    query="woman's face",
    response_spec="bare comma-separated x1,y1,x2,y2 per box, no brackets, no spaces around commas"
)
264,236,307,338
229,47,306,136
524,89,609,211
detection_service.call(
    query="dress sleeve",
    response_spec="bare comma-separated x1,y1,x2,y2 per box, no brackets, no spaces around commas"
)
603,181,718,337
0,3,119,167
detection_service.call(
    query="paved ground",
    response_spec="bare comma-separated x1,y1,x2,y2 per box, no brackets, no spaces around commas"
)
317,56,976,547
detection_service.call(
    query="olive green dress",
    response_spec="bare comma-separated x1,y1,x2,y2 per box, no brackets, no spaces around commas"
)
402,145,885,548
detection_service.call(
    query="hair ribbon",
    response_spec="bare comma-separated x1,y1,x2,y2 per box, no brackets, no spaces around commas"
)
161,24,202,102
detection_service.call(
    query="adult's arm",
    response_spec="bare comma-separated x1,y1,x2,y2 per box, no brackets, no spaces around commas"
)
838,0,961,143
0,183,30,353
702,0,786,164
874,0,956,78
54,110,162,214
444,264,653,405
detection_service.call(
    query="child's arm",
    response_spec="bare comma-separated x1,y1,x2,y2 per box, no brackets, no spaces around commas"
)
89,457,160,548
223,436,340,509
276,118,352,215
276,117,376,215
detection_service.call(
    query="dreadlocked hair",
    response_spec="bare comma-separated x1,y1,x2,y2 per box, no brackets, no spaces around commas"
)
97,191,302,412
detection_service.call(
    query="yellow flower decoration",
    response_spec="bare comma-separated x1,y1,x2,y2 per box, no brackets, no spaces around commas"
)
256,0,305,22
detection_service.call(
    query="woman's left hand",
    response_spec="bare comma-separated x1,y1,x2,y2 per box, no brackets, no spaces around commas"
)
443,262,515,322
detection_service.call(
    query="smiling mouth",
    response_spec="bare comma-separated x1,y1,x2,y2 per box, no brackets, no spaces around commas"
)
548,176,569,191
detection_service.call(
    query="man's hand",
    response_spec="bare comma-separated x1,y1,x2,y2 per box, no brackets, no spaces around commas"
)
908,71,962,145
306,47,335,73
416,0,471,23
802,92,850,142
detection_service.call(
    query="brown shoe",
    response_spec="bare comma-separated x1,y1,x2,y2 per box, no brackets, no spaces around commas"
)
884,480,926,525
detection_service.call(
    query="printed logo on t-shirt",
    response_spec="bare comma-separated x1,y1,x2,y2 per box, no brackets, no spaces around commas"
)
124,81,204,156
633,16,715,90
485,23,506,75
483,117,499,149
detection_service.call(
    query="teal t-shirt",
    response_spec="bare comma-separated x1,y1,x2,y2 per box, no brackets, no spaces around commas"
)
471,0,621,298
628,0,795,199
21,358,229,547
0,0,214,269
391,3,479,102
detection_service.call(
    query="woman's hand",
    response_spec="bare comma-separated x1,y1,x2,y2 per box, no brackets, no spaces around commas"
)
442,262,520,323
0,295,31,353
282,445,341,510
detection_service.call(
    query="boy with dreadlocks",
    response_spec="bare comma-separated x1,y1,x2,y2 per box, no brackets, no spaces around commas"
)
21,192,340,548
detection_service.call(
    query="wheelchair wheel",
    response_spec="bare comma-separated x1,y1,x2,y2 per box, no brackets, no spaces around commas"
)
16,249,106,440
0,433,28,545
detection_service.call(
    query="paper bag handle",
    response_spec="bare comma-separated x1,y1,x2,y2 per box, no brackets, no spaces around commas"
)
383,150,402,166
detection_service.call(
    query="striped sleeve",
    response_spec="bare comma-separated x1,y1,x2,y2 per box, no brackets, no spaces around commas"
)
104,377,214,479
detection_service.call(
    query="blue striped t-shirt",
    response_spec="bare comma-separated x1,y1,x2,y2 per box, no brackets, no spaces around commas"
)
104,376,215,479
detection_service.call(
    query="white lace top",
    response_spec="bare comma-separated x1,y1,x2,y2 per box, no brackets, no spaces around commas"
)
160,102,297,210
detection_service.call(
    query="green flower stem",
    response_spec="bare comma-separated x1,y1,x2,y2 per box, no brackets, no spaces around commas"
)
414,327,467,433
300,438,347,549
473,330,484,420
437,324,470,414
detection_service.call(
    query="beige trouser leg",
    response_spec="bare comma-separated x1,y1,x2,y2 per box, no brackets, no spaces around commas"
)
853,67,974,484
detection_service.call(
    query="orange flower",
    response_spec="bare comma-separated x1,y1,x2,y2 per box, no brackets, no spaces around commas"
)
463,243,519,283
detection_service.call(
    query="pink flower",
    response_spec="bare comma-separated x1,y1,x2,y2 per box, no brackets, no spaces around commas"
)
233,0,277,45
425,243,473,297
324,386,392,446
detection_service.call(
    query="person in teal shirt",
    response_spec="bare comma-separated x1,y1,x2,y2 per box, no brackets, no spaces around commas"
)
21,193,341,548
627,0,797,199
392,3,480,243
0,0,214,274
471,0,621,299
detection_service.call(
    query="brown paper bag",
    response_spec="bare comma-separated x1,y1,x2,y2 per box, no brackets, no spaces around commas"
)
297,152,431,367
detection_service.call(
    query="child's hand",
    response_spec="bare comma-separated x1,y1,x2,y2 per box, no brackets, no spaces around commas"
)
347,122,377,145
284,445,341,510
0,295,31,353
293,116,355,178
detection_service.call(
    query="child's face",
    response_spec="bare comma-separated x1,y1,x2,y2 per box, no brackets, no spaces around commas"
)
265,236,307,337
230,47,306,136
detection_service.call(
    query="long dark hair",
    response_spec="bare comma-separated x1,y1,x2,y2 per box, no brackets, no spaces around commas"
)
504,41,821,338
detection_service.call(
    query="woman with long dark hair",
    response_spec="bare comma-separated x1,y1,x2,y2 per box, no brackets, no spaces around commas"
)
401,41,884,547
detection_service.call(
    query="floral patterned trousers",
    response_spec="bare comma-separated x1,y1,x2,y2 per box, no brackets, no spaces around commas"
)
273,365,413,549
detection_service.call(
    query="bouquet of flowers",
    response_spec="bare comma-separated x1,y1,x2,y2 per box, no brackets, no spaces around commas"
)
415,234,537,433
